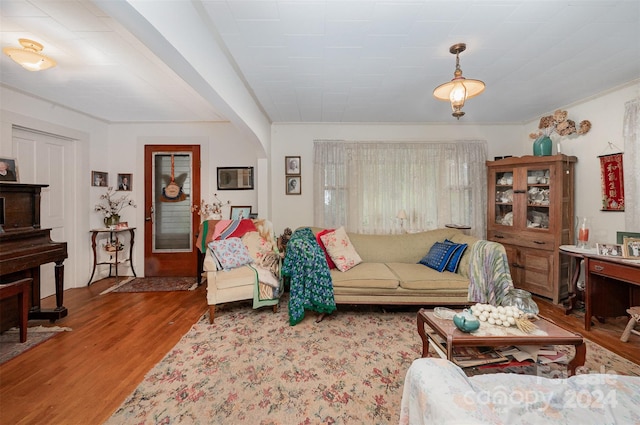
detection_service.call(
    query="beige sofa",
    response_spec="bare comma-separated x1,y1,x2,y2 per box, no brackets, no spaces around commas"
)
308,227,483,306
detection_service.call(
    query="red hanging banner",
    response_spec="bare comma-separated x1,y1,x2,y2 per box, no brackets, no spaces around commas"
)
599,153,624,211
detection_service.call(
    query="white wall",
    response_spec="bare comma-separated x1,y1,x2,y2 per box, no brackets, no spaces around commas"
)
1,86,105,293
521,81,640,244
270,122,523,234
0,86,264,289
269,83,640,243
108,122,265,276
2,80,638,291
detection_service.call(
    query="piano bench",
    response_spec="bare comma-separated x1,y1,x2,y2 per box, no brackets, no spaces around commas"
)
0,278,32,343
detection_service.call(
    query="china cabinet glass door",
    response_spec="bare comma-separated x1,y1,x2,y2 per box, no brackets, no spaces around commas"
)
524,166,551,231
493,168,515,227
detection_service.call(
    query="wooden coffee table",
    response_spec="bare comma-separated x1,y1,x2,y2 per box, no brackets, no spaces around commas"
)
417,308,586,375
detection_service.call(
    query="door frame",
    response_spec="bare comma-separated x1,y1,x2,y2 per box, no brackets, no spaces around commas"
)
144,145,200,277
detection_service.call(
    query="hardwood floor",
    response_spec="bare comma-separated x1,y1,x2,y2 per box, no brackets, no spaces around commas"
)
535,296,640,365
0,278,208,425
0,280,638,425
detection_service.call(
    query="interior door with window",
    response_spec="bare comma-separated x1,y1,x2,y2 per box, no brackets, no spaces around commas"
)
144,145,200,277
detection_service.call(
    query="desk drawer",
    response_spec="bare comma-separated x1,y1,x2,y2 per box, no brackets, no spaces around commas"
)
588,259,640,285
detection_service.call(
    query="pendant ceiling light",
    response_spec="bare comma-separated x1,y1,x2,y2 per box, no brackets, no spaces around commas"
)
3,39,57,71
433,43,484,120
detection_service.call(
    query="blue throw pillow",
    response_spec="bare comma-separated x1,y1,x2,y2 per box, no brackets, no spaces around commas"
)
443,241,468,273
419,241,459,272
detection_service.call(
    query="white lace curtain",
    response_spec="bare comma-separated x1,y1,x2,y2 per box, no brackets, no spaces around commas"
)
313,140,487,238
623,98,639,231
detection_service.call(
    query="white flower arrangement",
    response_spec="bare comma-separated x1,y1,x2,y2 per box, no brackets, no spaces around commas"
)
193,193,230,219
94,187,136,218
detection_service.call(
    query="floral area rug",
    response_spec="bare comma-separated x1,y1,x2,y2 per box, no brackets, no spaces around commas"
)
100,277,198,294
106,299,640,425
0,325,72,365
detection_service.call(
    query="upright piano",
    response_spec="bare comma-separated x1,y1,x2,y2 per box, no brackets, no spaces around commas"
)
0,183,68,332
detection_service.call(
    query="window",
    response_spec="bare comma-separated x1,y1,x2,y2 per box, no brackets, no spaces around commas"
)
313,141,487,237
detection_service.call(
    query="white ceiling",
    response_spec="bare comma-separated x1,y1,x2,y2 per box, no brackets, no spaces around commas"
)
1,0,639,125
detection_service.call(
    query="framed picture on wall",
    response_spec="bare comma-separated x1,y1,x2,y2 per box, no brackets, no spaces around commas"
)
230,206,252,220
0,157,19,182
92,171,108,187
117,173,132,191
217,167,254,190
286,176,301,195
285,156,301,175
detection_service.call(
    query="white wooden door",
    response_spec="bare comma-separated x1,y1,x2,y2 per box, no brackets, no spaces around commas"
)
13,127,75,298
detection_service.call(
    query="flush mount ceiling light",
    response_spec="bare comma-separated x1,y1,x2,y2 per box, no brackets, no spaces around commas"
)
3,38,57,71
433,43,485,120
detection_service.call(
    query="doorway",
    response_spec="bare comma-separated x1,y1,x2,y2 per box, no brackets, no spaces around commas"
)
144,145,200,277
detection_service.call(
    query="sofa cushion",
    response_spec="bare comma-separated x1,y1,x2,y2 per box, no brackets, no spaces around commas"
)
212,265,257,289
203,248,221,271
447,234,479,278
419,241,459,272
443,240,468,273
209,237,253,271
330,263,399,289
320,226,363,272
316,228,337,269
345,228,462,263
388,263,470,290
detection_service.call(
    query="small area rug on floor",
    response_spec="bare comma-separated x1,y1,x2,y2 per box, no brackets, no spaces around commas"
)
100,277,198,294
105,297,640,425
0,325,72,365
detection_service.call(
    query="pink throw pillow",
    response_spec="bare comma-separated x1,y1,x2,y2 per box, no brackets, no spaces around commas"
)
320,226,362,272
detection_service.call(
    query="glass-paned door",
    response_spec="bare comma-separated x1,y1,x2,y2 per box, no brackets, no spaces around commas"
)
144,145,200,277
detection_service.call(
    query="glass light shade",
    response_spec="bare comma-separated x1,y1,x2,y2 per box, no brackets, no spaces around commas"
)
396,209,407,220
449,81,467,111
3,39,56,71
449,81,466,103
434,77,485,102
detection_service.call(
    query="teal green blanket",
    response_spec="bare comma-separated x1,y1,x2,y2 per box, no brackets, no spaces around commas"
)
282,228,336,325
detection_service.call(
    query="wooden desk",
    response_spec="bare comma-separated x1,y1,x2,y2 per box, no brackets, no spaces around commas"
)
584,255,640,330
559,245,598,314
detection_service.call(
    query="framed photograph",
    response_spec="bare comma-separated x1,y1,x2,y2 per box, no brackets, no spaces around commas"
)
117,173,132,191
285,156,301,175
595,243,623,257
248,212,258,219
622,237,640,258
286,176,301,195
92,171,108,187
616,231,640,244
217,167,254,190
0,157,19,182
230,206,252,220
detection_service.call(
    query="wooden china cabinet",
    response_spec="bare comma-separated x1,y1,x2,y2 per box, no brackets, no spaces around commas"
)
486,154,577,304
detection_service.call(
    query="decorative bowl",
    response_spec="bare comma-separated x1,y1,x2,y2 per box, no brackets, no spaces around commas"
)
453,310,480,333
